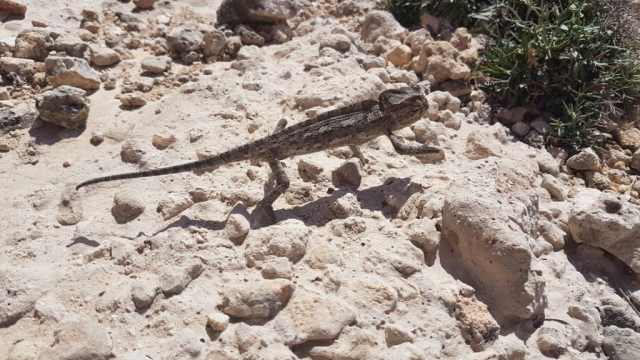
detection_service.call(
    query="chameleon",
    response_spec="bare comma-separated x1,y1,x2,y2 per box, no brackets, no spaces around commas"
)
76,84,443,227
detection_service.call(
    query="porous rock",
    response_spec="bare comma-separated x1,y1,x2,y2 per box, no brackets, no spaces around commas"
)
273,293,356,346
36,322,113,360
441,158,547,321
36,86,89,129
14,29,51,61
159,260,204,296
568,189,640,272
220,279,294,318
361,10,407,43
603,326,640,360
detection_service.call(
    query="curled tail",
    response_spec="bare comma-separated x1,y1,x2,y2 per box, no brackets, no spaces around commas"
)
76,143,255,190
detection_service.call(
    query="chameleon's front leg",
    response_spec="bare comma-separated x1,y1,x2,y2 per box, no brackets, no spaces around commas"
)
388,133,443,157
251,158,290,229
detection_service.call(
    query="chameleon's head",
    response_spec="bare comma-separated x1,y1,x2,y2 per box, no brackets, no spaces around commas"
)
379,84,430,129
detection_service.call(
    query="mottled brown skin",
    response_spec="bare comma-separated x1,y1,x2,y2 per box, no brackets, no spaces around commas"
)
76,84,443,227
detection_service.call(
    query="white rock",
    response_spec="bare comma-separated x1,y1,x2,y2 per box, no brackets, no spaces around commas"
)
36,322,113,360
569,189,640,272
206,312,229,331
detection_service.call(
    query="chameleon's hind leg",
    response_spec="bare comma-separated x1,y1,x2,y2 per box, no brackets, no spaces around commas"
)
388,134,444,156
250,119,290,228
251,158,290,229
349,145,368,166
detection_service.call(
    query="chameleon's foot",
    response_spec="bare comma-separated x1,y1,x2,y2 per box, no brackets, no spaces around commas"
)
250,202,277,229
349,145,369,166
388,134,444,158
250,158,289,229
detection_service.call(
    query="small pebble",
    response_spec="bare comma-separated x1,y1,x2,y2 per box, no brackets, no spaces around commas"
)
206,312,229,331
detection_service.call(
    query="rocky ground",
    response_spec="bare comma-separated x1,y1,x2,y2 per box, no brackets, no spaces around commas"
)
1,0,640,359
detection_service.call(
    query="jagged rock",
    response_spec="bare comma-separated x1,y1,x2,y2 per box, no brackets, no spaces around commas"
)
45,56,101,90
52,32,89,58
441,158,547,321
203,29,227,57
361,10,407,43
0,57,42,80
274,293,355,345
216,0,297,25
14,29,51,61
603,326,640,360
167,25,204,54
37,322,113,360
0,105,38,133
159,260,204,296
35,86,89,129
569,189,640,272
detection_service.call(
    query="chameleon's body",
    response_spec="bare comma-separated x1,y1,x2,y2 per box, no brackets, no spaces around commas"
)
77,84,443,226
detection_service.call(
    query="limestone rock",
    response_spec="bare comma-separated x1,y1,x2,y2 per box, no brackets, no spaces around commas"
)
14,29,51,61
111,191,145,223
159,260,204,296
603,326,640,360
203,29,227,57
36,86,89,129
244,221,309,266
37,322,113,360
90,47,121,67
569,189,640,272
274,293,355,345
441,159,547,321
141,56,172,74
167,25,204,54
216,0,297,25
361,11,407,43
45,56,101,90
220,279,294,318
133,0,155,9
566,148,600,171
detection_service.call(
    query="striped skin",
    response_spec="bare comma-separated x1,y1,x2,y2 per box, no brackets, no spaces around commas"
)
76,84,433,190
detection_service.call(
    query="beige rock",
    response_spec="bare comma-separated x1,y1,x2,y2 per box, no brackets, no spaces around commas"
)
159,260,203,296
14,29,50,61
151,129,176,149
309,326,376,359
441,158,547,321
361,10,407,43
274,293,355,345
45,56,100,90
157,192,194,220
112,191,145,224
566,148,600,171
244,221,309,266
384,44,412,67
569,189,640,272
37,322,113,360
220,279,294,318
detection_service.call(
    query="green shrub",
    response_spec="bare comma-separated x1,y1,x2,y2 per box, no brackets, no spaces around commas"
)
476,0,640,150
382,0,491,28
